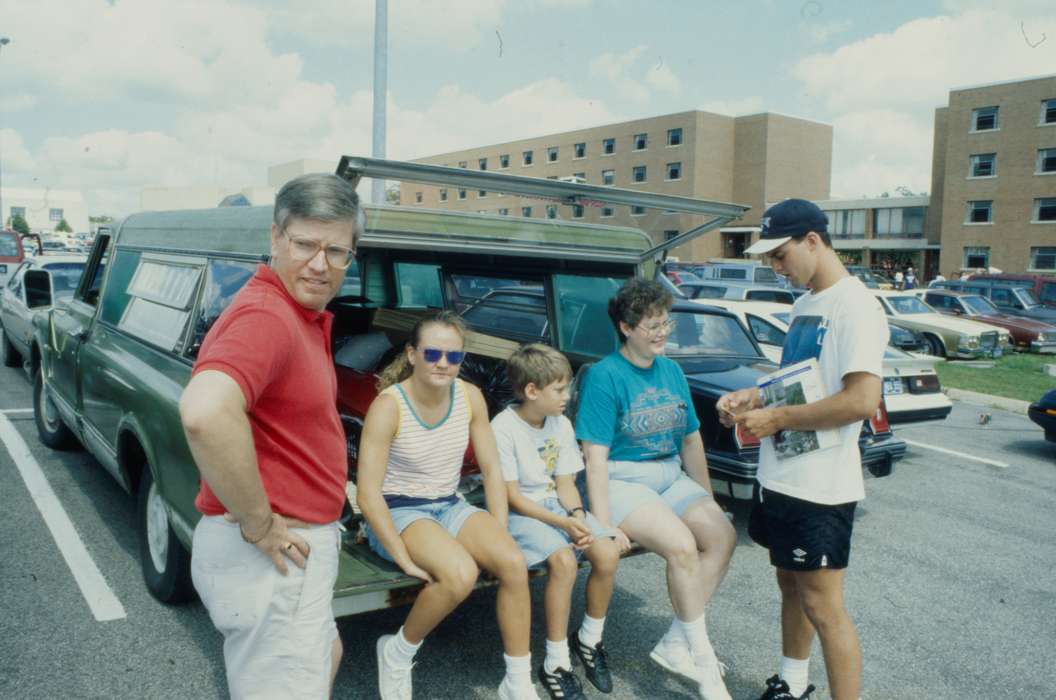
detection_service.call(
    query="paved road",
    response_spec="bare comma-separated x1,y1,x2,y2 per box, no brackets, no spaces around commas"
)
1,362,1053,699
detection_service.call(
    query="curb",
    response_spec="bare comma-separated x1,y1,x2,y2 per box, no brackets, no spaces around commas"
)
945,387,1030,415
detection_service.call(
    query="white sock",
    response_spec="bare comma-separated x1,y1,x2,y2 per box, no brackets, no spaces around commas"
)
678,612,716,662
503,652,533,688
577,614,606,648
386,626,421,668
661,617,686,645
779,655,810,696
543,638,571,675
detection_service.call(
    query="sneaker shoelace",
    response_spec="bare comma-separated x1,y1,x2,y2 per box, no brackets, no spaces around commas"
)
576,639,608,674
542,667,583,699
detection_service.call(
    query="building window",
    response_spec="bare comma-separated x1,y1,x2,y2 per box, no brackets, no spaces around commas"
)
547,146,559,163
1031,247,1056,270
971,106,998,131
1037,148,1056,174
1034,198,1056,222
574,142,586,158
546,205,558,220
1041,98,1056,125
571,204,584,219
969,153,996,178
632,166,647,183
458,188,467,200
666,162,682,181
458,160,468,169
966,200,992,224
633,133,648,150
478,190,487,198
602,138,615,155
50,208,64,222
10,206,25,219
479,158,487,170
522,150,533,166
499,208,509,216
631,206,645,216
522,206,533,218
829,209,866,237
667,128,683,146
664,230,679,241
415,192,423,204
600,206,614,218
963,247,990,269
439,188,448,202
874,207,925,238
602,169,615,186
500,154,510,169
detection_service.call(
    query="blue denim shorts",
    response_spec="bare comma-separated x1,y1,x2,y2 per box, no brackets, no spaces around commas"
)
366,497,484,563
590,458,711,527
507,498,616,568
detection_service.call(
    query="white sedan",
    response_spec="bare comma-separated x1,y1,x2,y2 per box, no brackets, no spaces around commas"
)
697,298,953,424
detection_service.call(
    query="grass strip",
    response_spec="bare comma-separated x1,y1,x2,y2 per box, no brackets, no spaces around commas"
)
935,353,1056,404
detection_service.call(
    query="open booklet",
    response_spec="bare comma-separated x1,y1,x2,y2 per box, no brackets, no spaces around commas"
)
757,358,839,460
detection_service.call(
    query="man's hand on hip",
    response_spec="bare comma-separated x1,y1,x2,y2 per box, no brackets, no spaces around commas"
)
225,512,312,575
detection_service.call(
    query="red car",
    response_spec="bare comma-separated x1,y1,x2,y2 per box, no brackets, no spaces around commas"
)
924,289,1056,353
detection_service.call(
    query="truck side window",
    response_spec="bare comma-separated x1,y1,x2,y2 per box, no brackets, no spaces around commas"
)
187,259,256,357
100,249,142,325
553,274,623,358
394,262,443,309
117,255,205,352
80,236,111,307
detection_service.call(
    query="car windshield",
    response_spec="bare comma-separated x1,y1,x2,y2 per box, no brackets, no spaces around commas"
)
1014,287,1040,307
886,295,933,314
42,262,87,298
754,267,779,284
665,310,760,357
773,311,791,324
962,295,999,315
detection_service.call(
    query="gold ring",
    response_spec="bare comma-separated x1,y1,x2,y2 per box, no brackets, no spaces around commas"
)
285,542,294,551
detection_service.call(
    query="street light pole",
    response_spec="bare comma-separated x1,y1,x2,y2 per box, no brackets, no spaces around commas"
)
0,36,9,229
371,0,387,205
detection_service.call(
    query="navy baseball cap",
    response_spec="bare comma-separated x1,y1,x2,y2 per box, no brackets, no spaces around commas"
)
745,198,828,255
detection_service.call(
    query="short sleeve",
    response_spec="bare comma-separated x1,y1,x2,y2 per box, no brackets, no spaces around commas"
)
574,364,618,447
491,413,522,483
554,416,585,476
194,306,293,409
835,293,888,381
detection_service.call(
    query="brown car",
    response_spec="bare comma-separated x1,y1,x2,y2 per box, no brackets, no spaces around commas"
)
924,289,1056,353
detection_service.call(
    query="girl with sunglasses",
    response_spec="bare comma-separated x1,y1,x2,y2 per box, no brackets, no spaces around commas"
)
357,311,538,700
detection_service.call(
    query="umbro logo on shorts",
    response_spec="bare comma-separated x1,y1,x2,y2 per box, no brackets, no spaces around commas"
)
792,548,807,563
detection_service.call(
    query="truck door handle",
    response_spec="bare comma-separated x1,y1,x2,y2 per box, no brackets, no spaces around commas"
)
71,328,89,341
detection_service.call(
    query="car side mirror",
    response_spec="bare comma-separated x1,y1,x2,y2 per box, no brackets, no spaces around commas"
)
24,269,53,309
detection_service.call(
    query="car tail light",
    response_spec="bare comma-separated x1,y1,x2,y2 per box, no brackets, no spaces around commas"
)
870,401,891,434
734,423,760,449
908,375,940,394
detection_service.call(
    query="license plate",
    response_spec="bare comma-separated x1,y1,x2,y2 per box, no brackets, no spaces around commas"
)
883,378,903,395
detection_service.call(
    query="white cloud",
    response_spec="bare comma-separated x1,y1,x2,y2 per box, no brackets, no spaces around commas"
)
0,94,37,112
805,19,853,44
828,110,934,198
589,45,680,103
699,97,766,117
645,63,682,95
0,129,36,172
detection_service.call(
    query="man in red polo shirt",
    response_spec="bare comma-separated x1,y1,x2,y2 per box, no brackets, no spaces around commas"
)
179,173,364,698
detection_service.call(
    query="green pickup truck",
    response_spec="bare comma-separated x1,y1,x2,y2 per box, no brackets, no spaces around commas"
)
27,157,748,614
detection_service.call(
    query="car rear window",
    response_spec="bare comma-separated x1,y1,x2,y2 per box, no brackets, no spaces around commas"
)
1041,282,1056,305
754,268,779,284
666,311,759,357
718,268,747,280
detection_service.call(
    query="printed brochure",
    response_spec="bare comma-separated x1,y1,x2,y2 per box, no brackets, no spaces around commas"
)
756,358,839,460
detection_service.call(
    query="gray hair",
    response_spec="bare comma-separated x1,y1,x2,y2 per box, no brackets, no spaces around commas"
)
273,173,366,244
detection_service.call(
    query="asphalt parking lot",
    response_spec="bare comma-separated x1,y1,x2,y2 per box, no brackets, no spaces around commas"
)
1,363,1053,699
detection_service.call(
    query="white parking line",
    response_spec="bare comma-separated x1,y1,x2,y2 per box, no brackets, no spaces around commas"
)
0,414,127,622
903,438,1010,469
0,408,33,415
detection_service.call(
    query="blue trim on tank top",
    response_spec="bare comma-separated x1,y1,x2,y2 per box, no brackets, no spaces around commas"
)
395,381,456,430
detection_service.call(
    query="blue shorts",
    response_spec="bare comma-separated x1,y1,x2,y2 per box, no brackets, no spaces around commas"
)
507,498,617,568
366,497,484,563
584,458,711,527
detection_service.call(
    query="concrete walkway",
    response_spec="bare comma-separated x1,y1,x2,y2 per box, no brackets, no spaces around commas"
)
945,387,1031,414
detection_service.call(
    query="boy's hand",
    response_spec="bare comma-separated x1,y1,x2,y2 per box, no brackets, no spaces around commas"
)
736,407,783,439
563,517,594,548
717,388,756,428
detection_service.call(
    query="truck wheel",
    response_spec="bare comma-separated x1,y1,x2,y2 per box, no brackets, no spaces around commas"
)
138,467,194,603
923,334,945,357
33,370,78,450
1,326,20,368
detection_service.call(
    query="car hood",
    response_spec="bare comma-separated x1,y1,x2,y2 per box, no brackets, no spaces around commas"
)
882,352,939,375
975,313,1055,332
894,312,1005,335
1021,306,1056,322
675,356,774,394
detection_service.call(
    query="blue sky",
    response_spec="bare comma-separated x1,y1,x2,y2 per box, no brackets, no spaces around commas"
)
1,0,1054,215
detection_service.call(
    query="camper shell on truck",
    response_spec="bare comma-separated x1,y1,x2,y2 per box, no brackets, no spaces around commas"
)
28,157,758,615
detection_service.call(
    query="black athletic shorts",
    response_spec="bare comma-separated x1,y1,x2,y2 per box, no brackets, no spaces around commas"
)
748,486,857,571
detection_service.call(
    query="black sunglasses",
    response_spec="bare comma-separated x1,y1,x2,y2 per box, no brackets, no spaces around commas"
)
420,347,466,365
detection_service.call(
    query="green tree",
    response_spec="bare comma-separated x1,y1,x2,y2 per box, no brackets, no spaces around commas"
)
385,183,401,206
55,218,73,233
10,213,30,235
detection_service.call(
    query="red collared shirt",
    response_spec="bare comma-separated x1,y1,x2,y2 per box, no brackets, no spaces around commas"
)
193,264,346,523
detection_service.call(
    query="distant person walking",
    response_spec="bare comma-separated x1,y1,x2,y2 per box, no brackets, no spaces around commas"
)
893,269,904,289
903,267,917,290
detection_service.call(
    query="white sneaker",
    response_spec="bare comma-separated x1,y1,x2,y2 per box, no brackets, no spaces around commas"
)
377,635,414,700
650,637,702,683
497,677,541,700
695,651,732,700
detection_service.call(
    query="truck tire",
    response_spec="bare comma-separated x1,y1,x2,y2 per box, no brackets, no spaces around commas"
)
138,467,194,603
1,326,20,368
33,370,78,450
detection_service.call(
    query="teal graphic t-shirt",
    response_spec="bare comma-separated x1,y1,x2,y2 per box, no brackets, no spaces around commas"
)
575,351,700,461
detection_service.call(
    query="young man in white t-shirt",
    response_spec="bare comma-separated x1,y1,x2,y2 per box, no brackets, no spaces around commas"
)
717,198,888,700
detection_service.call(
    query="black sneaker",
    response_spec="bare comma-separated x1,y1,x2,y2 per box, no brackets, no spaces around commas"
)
572,636,613,693
538,665,585,700
757,674,817,700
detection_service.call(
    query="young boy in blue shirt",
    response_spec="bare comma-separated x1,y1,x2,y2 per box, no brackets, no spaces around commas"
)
492,344,621,700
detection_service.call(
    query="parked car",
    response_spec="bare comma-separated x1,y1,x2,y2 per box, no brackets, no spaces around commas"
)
702,299,951,424
873,291,1012,358
846,265,886,289
1028,389,1056,443
0,229,34,287
1,253,88,373
693,259,786,287
664,268,704,285
932,279,1056,323
966,273,1056,309
679,281,796,304
923,289,1056,354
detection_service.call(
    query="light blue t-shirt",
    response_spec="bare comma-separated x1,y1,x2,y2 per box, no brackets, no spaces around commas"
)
575,351,700,462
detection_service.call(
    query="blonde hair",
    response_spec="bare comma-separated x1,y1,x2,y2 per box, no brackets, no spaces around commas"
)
506,343,572,400
376,311,467,391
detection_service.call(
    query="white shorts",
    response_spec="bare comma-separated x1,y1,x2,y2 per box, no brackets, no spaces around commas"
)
191,515,341,700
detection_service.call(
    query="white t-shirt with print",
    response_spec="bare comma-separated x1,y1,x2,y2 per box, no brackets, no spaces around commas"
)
758,275,889,505
491,407,584,503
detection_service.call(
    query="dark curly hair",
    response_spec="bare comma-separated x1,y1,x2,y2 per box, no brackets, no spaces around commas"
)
608,278,673,344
